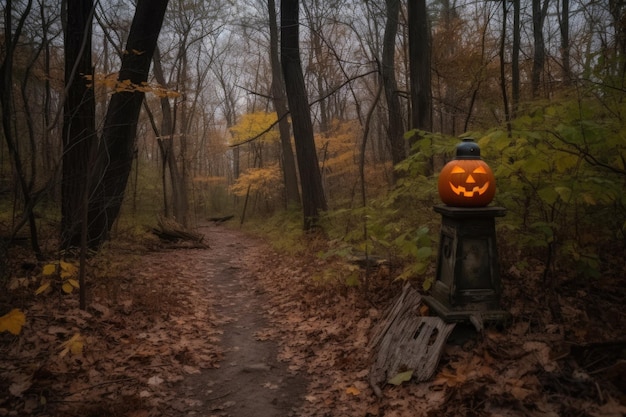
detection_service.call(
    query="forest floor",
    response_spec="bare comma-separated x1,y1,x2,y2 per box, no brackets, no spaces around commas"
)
1,223,625,416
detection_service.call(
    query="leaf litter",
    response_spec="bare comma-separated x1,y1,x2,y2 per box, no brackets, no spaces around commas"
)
0,224,624,416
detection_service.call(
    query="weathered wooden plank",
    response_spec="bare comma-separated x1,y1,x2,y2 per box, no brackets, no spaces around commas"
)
369,283,455,396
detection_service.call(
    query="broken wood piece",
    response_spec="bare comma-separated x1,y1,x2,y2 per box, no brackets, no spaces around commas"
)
369,282,456,396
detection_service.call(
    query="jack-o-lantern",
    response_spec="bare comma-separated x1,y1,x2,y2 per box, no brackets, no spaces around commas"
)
438,138,495,207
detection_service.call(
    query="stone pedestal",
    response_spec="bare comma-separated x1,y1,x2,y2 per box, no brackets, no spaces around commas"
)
423,205,510,330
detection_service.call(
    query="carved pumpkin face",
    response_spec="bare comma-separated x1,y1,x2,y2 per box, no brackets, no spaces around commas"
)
438,159,496,207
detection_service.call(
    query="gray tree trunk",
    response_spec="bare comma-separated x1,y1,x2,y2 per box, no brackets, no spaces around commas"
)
268,0,300,208
281,0,327,230
382,0,406,179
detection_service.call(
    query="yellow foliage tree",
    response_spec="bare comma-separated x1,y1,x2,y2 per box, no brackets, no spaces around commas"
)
230,164,283,203
228,112,279,145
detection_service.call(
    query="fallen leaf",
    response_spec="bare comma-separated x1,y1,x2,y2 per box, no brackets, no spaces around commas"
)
182,365,200,374
345,386,360,396
59,333,84,357
387,370,413,386
0,308,26,335
35,281,51,295
60,261,78,278
42,264,56,275
147,375,163,386
9,374,32,397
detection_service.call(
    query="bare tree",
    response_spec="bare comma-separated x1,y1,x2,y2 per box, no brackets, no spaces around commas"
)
0,0,44,257
61,0,95,250
382,0,406,178
85,0,169,248
531,0,550,97
281,0,327,230
268,0,300,207
408,0,432,136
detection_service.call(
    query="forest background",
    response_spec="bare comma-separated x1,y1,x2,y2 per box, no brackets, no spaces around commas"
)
0,0,624,350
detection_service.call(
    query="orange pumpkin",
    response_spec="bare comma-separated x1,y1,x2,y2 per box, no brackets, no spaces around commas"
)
438,139,495,207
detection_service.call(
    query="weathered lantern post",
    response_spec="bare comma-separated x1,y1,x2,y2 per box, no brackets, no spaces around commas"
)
423,138,510,330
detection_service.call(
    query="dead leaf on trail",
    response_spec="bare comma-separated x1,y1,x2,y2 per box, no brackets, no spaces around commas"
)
42,264,56,275
387,370,414,386
147,375,164,386
182,365,200,374
59,333,84,357
345,386,360,396
589,398,626,417
9,374,32,397
0,308,26,335
127,411,150,417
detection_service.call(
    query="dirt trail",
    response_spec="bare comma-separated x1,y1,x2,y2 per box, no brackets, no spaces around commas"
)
173,225,308,417
2,222,624,416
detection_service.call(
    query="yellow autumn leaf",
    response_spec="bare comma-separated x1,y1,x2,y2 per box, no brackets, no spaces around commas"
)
68,279,80,289
388,370,414,386
0,309,26,335
35,281,51,295
42,264,56,276
59,333,84,357
59,261,77,278
62,282,74,294
345,386,360,396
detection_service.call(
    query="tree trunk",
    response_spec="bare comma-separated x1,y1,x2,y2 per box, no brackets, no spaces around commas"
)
511,0,520,115
382,0,406,178
408,0,432,143
531,0,549,97
87,0,169,248
268,0,300,208
61,0,96,250
281,0,327,230
0,0,43,257
499,0,512,135
560,0,571,85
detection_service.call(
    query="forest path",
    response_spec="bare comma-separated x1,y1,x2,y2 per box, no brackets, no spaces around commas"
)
172,224,308,416
3,221,623,417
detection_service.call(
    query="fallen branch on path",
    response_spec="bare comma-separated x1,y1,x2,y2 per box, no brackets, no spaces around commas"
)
151,216,209,248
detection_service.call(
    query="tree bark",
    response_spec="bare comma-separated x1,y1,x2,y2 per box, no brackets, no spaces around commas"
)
499,0,512,135
512,0,520,115
87,0,169,248
531,0,549,97
268,0,301,208
281,0,327,230
382,0,406,179
0,0,43,257
61,0,96,250
560,0,571,85
408,0,432,140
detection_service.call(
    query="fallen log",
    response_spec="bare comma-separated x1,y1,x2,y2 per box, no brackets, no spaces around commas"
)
151,216,208,248
209,214,234,223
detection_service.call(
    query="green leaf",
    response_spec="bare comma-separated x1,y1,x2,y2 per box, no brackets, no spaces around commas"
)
537,187,559,205
524,157,550,174
388,370,414,386
554,186,572,202
416,247,432,260
554,154,579,172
